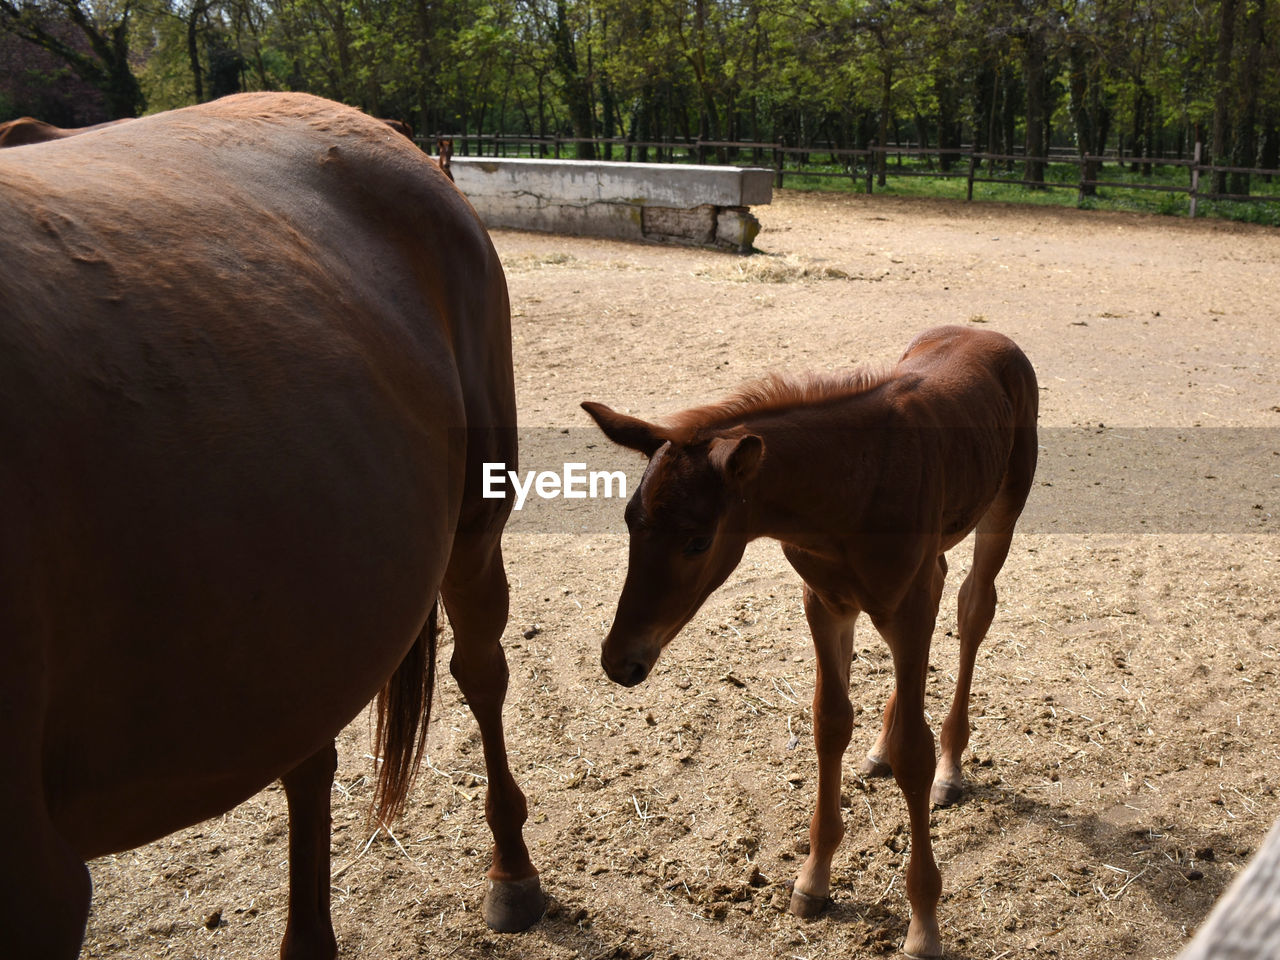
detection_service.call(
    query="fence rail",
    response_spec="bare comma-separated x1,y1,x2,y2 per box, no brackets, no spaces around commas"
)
425,134,1280,219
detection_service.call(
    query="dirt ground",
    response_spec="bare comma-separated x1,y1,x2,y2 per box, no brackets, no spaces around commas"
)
82,191,1280,960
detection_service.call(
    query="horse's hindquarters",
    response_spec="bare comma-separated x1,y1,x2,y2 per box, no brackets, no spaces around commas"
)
0,94,510,860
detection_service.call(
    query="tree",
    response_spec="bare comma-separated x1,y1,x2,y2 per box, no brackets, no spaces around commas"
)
0,0,145,117
0,13,105,121
521,0,596,156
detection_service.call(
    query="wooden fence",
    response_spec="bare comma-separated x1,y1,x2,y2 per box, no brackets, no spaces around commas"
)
426,134,1280,219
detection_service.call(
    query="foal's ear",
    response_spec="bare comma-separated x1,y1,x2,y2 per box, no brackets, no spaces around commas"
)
709,434,763,486
581,401,668,457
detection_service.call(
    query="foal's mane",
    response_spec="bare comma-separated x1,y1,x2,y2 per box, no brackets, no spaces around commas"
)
664,366,891,433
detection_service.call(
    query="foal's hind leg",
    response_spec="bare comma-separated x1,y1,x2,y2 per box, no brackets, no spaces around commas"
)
443,543,544,932
934,426,1035,808
859,692,896,779
933,522,1016,806
860,555,947,780
789,586,858,917
280,741,339,960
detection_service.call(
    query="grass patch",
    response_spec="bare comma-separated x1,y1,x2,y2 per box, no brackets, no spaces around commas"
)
776,158,1280,225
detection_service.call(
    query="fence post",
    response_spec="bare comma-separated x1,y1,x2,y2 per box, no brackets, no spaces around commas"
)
774,146,784,189
865,141,875,195
966,151,977,201
1189,141,1202,219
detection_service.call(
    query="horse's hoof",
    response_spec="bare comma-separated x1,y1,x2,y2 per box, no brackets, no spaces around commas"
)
860,754,893,778
904,943,944,958
930,779,964,808
904,913,943,957
787,885,829,919
482,874,545,932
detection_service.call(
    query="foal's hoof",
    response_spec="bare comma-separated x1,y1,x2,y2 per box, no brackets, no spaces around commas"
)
786,884,830,919
903,910,943,958
859,754,893,778
483,874,545,932
930,779,964,808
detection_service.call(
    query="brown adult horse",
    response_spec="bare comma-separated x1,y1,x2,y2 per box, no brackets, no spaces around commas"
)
583,325,1038,959
0,116,131,147
0,92,542,959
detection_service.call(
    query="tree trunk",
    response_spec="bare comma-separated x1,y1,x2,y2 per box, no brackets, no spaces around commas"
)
936,74,961,172
414,0,433,137
1145,94,1156,176
1129,88,1146,172
1068,42,1100,195
914,110,930,168
1230,0,1265,194
187,0,207,103
1002,70,1019,170
877,64,891,185
551,0,595,159
1024,30,1047,186
986,67,1000,172
102,17,145,118
1261,115,1279,182
600,78,615,160
633,85,652,161
1211,0,1238,194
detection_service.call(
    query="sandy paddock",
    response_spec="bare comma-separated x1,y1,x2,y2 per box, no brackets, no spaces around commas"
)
82,191,1280,960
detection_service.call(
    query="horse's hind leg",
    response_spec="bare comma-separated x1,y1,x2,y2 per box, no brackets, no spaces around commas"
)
443,542,544,932
934,434,1036,807
0,810,90,960
860,555,947,779
932,528,1011,806
1,675,92,959
859,692,896,778
279,741,339,960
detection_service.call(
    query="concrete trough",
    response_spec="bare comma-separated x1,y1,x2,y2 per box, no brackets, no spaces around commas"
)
450,157,773,252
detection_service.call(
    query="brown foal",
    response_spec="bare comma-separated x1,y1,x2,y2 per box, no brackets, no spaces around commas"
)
584,325,1038,958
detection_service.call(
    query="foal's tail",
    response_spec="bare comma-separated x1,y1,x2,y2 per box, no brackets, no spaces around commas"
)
372,599,439,825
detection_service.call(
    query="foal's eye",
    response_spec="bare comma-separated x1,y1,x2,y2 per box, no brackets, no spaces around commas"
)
684,535,713,556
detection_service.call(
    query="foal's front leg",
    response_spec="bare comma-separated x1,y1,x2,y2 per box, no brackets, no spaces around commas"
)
789,586,858,917
873,583,945,959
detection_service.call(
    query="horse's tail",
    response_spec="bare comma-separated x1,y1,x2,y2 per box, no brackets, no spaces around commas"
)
372,598,439,825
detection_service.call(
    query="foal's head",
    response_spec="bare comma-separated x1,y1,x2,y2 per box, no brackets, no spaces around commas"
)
583,401,763,687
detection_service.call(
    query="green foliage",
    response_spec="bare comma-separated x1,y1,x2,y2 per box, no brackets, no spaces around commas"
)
134,6,195,112
3,0,1280,224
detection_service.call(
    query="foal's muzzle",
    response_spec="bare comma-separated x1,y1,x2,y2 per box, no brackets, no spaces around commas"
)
606,656,650,687
601,642,654,687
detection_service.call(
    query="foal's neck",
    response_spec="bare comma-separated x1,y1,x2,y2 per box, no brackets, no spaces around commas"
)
733,393,889,548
